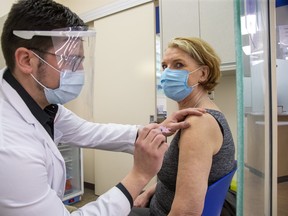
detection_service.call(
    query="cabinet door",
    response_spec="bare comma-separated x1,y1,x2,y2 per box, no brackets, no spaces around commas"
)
199,0,235,69
160,0,200,120
160,0,200,50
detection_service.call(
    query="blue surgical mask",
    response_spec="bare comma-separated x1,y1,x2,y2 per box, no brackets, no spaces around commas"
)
30,51,84,104
160,68,200,102
31,70,84,104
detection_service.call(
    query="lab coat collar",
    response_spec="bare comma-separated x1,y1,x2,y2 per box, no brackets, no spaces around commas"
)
1,68,39,125
0,68,64,162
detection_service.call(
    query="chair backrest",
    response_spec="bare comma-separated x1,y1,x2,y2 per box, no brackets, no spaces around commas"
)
202,165,237,216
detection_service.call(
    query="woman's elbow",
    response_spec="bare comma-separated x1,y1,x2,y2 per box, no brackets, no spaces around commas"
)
169,203,204,216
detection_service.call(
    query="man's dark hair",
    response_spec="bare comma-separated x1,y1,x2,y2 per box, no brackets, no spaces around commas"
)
1,0,86,70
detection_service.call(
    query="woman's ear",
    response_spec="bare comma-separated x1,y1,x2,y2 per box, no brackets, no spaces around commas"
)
14,47,35,74
199,65,209,82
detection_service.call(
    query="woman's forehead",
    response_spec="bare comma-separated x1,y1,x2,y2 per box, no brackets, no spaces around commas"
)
163,47,191,61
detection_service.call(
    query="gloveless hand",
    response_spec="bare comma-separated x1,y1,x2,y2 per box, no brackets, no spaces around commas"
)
160,107,206,136
133,124,168,182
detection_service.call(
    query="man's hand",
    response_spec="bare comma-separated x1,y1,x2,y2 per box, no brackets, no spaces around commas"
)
121,124,168,200
133,124,168,181
160,108,206,136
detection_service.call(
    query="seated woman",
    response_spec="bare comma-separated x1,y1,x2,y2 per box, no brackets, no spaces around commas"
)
129,37,235,216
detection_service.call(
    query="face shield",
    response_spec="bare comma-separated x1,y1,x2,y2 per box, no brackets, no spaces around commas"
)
13,27,96,119
13,26,96,72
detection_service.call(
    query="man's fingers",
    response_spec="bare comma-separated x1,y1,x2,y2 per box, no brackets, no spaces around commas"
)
137,126,165,149
152,132,167,149
133,126,168,180
137,123,159,140
158,141,168,152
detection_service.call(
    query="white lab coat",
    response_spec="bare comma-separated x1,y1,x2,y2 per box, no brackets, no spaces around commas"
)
0,68,138,216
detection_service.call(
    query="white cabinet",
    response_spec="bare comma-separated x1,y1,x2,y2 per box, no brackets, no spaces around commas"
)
160,0,235,70
199,0,235,70
160,0,199,51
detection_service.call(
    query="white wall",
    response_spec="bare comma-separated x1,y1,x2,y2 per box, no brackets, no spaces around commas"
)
0,0,15,68
0,15,7,68
0,0,16,17
56,0,117,14
214,73,237,145
92,2,157,194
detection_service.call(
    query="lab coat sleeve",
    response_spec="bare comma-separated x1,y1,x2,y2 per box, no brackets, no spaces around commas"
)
0,145,66,216
0,146,132,216
71,186,131,216
55,105,138,154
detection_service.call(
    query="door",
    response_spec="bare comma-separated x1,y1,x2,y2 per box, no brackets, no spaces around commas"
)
92,2,157,195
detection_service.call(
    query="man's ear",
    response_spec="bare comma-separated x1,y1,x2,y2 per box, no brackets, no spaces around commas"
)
14,47,35,74
199,65,209,82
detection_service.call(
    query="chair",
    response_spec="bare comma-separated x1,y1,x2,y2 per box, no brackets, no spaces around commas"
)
202,165,237,216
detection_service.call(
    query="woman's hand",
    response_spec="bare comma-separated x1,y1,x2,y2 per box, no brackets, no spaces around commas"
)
134,183,157,208
134,191,151,208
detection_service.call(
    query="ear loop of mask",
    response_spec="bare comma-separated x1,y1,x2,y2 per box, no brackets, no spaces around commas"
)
31,50,65,75
188,66,202,88
30,73,49,90
30,50,65,90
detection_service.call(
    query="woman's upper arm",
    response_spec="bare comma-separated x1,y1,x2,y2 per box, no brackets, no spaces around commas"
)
169,113,222,215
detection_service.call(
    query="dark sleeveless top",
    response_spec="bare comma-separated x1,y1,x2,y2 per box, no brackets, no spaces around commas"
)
149,109,235,216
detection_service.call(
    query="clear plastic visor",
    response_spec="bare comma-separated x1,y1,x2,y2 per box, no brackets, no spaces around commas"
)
13,27,96,73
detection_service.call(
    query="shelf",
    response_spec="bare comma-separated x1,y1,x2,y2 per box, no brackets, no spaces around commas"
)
255,121,288,126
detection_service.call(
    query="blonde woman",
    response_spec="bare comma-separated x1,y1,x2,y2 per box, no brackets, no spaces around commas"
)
130,37,235,216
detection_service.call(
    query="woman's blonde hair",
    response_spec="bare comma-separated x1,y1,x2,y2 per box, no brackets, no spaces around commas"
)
168,37,221,92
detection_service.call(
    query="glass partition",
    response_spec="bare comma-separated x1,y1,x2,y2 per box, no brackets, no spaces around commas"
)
276,3,288,215
235,0,273,215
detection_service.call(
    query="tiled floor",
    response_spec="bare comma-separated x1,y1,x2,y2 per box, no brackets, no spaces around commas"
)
243,168,288,216
71,187,98,208
278,182,288,216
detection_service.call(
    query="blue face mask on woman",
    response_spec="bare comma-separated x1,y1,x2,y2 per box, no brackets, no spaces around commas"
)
160,67,200,102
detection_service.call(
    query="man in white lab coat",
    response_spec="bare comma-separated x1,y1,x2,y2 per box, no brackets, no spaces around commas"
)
0,0,204,215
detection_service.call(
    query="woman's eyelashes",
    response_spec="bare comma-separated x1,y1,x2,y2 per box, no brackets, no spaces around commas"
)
161,62,185,70
161,64,167,70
